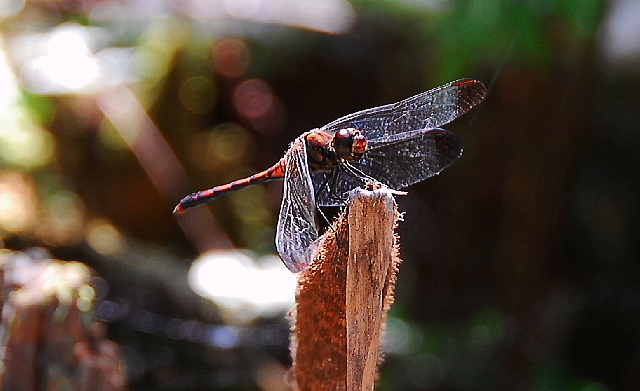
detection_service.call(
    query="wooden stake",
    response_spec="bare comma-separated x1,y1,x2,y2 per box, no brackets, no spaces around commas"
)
289,188,401,391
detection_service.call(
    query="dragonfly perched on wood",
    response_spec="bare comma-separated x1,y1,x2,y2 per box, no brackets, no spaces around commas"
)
175,79,487,273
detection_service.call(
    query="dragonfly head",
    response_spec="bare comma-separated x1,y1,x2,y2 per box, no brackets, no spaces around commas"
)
333,128,368,162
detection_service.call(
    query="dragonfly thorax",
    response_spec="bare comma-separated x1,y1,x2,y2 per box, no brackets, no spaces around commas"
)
304,129,339,171
304,128,369,172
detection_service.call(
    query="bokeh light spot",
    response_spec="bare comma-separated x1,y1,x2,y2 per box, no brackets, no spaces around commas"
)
19,24,103,94
232,79,274,119
79,284,96,301
221,0,355,34
86,218,125,255
0,0,25,18
1,126,55,169
212,38,251,78
92,276,109,300
384,317,411,354
37,191,84,246
0,41,55,169
178,320,205,341
0,170,38,233
179,76,217,114
77,298,91,311
187,122,252,170
136,20,189,85
95,300,123,322
211,123,251,164
230,183,266,208
208,326,240,349
601,0,640,67
188,251,296,323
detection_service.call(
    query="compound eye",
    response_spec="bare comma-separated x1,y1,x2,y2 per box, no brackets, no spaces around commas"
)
336,128,351,139
351,133,368,158
333,128,355,159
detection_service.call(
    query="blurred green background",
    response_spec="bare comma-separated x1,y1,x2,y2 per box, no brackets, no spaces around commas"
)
1,0,639,389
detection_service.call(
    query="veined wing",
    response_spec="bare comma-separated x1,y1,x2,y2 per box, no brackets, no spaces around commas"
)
320,79,486,140
275,136,319,273
312,128,462,206
356,128,463,189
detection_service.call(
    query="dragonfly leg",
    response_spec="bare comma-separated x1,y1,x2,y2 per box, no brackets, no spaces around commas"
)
317,206,335,230
340,161,376,186
326,166,350,204
315,170,333,199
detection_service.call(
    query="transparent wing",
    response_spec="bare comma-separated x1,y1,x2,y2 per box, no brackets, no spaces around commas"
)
276,137,319,272
320,79,486,140
313,128,463,206
357,128,463,188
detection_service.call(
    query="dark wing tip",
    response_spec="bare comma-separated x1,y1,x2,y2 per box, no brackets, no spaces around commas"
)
426,128,464,164
452,79,487,111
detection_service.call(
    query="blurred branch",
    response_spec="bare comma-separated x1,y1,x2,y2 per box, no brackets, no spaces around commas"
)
0,249,126,391
96,86,232,253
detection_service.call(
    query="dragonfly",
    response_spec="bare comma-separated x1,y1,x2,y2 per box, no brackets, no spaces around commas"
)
175,79,487,273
